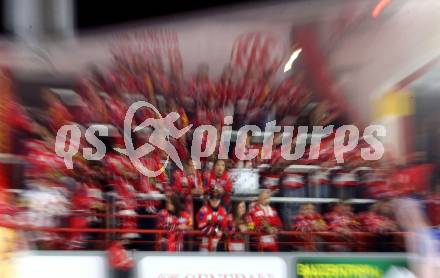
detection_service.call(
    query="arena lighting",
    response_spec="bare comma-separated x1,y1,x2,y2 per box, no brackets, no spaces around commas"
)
372,0,391,18
283,48,302,72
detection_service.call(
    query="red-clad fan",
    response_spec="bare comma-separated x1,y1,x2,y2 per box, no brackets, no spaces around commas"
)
236,65,269,114
173,160,204,196
357,201,398,251
274,78,308,115
365,168,392,198
103,95,127,128
43,91,73,132
104,152,133,181
391,163,434,197
0,200,17,225
172,159,204,220
248,190,282,251
189,64,217,107
204,160,233,205
77,79,109,123
104,152,139,239
217,64,239,105
259,133,283,193
291,203,327,251
135,150,169,190
25,137,68,181
150,64,171,98
132,152,170,214
146,150,169,191
114,178,138,239
325,203,358,233
292,204,327,232
324,203,359,251
108,241,134,272
8,100,33,132
157,194,191,251
195,106,224,127
357,203,397,234
66,183,92,250
226,201,251,252
196,190,228,252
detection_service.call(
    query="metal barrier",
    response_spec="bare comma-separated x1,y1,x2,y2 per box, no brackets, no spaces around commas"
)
0,219,406,252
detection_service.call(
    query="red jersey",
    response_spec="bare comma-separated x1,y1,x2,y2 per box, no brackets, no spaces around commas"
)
67,186,92,250
104,97,127,128
9,102,32,131
48,99,73,132
108,241,134,270
216,78,237,104
135,156,169,213
25,140,65,179
157,209,191,251
357,212,396,233
226,214,251,252
197,204,228,236
197,203,228,251
112,178,136,210
292,212,327,232
391,164,433,196
189,77,216,101
248,203,282,250
365,171,392,198
172,169,203,196
248,203,282,232
158,209,191,231
104,153,134,180
324,211,359,232
204,170,233,195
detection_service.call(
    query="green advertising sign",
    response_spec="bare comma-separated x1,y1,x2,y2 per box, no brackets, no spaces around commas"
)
296,256,412,278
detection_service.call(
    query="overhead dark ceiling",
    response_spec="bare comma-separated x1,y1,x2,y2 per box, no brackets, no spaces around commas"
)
75,0,274,29
0,0,313,34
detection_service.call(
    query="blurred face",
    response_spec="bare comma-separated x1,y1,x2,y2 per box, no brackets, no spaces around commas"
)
209,198,221,208
237,202,246,217
334,204,344,214
339,204,351,215
300,204,314,214
214,160,226,177
258,191,271,206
